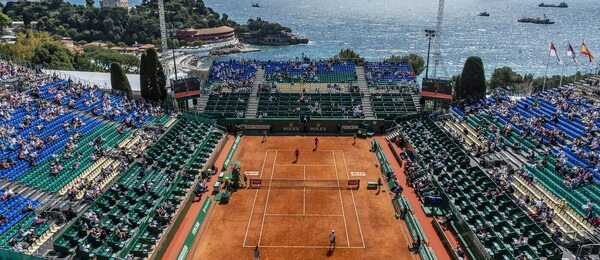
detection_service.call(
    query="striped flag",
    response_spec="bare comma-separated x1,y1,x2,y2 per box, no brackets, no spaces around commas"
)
581,42,594,62
550,42,563,64
566,42,577,63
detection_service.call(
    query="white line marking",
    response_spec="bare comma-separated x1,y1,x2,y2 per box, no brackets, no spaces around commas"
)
303,165,306,215
341,151,366,248
243,150,269,247
258,150,277,246
333,151,350,247
268,149,337,152
274,164,336,167
242,245,365,249
264,214,344,217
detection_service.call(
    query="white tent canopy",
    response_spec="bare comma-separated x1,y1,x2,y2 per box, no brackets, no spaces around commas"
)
43,69,141,92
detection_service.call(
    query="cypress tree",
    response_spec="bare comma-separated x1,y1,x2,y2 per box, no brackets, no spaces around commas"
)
145,48,161,102
140,52,150,100
110,62,132,96
458,56,486,101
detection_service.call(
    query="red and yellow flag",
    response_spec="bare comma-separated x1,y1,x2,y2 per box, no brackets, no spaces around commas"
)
581,42,594,62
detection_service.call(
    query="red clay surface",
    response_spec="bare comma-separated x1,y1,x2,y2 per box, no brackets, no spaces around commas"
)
191,136,415,259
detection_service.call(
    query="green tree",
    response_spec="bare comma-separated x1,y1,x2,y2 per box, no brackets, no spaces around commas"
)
31,42,74,70
143,48,167,102
489,66,523,89
457,56,486,101
334,49,363,62
0,12,12,32
387,53,425,76
86,0,94,8
140,52,150,99
110,62,132,96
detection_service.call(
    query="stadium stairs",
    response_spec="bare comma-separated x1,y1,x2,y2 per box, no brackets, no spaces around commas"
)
245,67,265,118
355,66,376,119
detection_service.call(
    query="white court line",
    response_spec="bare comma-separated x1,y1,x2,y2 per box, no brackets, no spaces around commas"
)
242,245,365,249
257,150,277,246
267,149,337,152
303,165,306,215
341,151,366,248
243,150,269,247
332,151,350,247
264,214,344,217
274,164,336,167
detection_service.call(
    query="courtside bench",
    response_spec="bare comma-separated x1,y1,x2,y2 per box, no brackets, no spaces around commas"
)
392,195,413,217
404,213,429,245
418,245,437,260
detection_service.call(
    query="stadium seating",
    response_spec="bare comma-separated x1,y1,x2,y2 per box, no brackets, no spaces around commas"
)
452,108,600,220
257,92,364,118
0,192,43,251
202,92,250,118
17,124,131,193
364,61,415,86
396,117,562,259
54,115,223,259
264,61,356,83
1,107,99,181
33,80,155,128
208,60,257,82
370,93,417,120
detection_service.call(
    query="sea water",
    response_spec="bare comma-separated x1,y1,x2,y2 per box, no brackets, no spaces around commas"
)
203,0,600,78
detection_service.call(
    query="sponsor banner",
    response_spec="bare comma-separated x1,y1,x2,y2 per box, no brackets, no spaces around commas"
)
340,125,359,130
177,198,212,260
244,171,259,176
282,126,300,132
241,124,271,130
223,135,241,170
309,126,327,132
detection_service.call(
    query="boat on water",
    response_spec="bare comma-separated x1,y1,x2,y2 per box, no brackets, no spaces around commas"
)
251,0,260,7
539,2,568,8
478,11,490,17
518,14,555,24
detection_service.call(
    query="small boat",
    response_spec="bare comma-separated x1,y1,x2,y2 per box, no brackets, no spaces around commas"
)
251,0,260,7
539,2,568,8
518,14,555,24
478,11,490,17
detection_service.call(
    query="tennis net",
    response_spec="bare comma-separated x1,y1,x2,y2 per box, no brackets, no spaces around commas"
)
249,178,360,189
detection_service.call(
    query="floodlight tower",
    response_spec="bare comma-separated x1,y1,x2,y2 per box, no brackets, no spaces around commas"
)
158,0,168,52
431,0,445,78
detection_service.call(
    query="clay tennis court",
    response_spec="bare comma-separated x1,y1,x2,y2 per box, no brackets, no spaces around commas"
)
192,136,414,259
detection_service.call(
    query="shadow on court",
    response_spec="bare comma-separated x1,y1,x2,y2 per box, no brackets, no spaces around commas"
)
326,247,335,257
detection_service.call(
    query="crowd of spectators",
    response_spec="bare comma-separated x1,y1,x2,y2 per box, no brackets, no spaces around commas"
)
31,77,164,128
264,59,356,83
208,59,258,82
364,61,415,85
454,86,599,184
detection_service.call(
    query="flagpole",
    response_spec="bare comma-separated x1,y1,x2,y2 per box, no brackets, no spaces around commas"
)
542,49,551,92
559,62,565,87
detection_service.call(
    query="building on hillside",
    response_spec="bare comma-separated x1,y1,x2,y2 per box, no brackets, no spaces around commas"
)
101,0,128,8
175,26,236,44
61,37,83,53
84,41,109,49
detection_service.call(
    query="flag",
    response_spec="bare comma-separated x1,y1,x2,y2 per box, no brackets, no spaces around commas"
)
566,42,577,63
550,42,562,64
581,42,594,62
